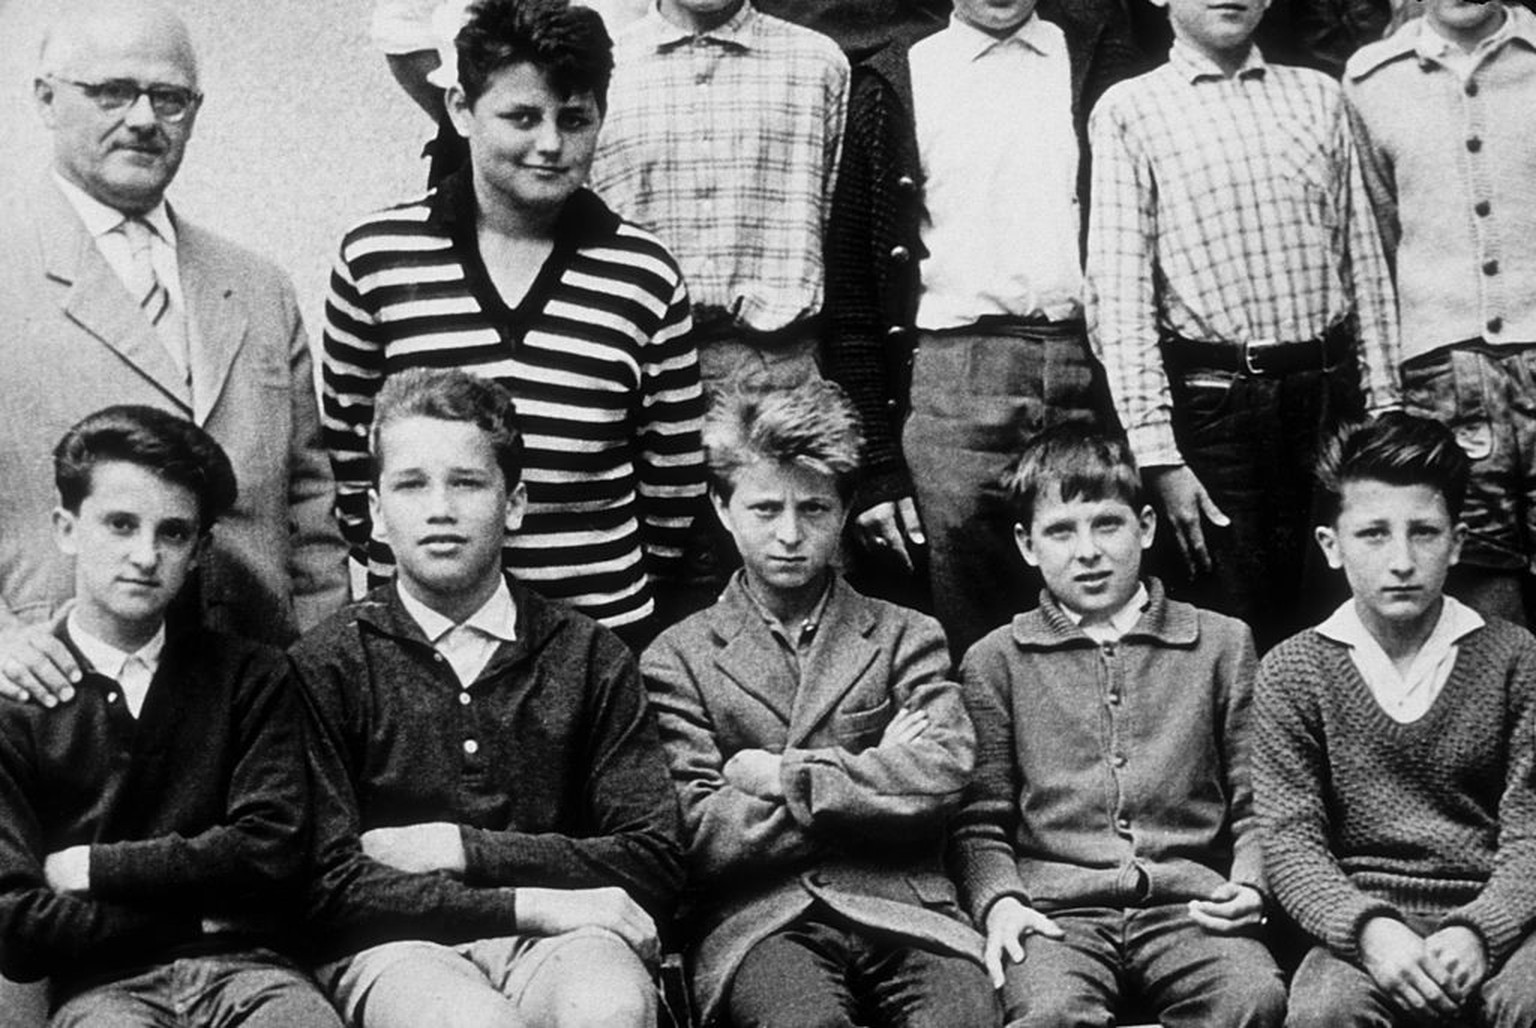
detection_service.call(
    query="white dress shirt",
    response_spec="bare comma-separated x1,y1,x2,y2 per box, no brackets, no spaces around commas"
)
1315,595,1485,724
67,610,166,719
1062,582,1150,645
398,578,518,687
910,14,1084,329
53,172,184,312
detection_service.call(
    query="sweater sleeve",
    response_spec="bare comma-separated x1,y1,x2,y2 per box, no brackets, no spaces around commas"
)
640,629,820,885
948,637,1032,923
823,62,916,514
1254,642,1398,960
456,636,685,920
779,613,975,836
0,717,198,983
1441,635,1536,964
88,652,309,907
632,266,706,582
294,644,521,958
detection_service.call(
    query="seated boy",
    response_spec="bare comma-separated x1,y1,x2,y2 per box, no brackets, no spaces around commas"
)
1256,412,1536,1027
0,406,339,1027
642,378,996,1028
952,424,1285,1027
292,368,683,1028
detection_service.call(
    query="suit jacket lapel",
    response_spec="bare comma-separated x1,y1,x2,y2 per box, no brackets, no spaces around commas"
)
787,582,882,748
175,218,247,425
39,183,192,416
710,592,795,725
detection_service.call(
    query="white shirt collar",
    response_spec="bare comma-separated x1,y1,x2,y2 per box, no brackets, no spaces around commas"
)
1061,582,1150,644
1316,593,1483,653
1316,594,1484,722
941,12,1061,60
66,610,165,718
52,172,175,245
397,577,517,645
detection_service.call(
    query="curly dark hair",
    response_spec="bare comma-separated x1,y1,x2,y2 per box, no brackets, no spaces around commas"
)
456,0,614,110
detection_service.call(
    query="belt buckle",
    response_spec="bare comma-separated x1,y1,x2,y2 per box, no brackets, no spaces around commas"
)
1243,338,1279,375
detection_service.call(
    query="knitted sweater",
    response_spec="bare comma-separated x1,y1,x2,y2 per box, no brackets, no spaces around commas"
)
1254,618,1536,964
1344,8,1536,370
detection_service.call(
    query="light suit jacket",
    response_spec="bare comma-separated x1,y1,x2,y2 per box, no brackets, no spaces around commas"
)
0,178,347,644
642,575,983,1025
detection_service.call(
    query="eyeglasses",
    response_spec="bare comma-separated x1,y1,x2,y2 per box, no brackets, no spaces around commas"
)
47,77,202,122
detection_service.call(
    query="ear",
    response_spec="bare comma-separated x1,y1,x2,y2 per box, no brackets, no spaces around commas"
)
445,84,474,140
51,506,79,557
1314,524,1343,570
368,487,390,549
1013,522,1041,568
1137,505,1157,551
1449,520,1467,568
34,77,60,128
504,481,529,534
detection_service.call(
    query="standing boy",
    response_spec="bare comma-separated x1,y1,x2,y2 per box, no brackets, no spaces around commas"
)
642,379,996,1028
1087,0,1399,648
1344,0,1536,626
0,406,339,1027
953,424,1285,1026
1256,413,1536,1027
824,0,1141,656
294,368,682,1028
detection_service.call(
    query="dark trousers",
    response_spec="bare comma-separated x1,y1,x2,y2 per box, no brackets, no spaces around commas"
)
1287,913,1536,1028
903,320,1113,660
725,913,999,1028
999,904,1285,1028
1161,356,1364,652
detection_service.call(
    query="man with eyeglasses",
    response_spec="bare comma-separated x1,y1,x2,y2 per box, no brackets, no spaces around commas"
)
0,1,348,706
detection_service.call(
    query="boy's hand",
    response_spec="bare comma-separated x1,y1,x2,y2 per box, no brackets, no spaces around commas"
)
854,497,926,573
360,823,466,875
982,896,1064,988
1147,465,1229,578
43,845,90,894
879,706,929,747
723,748,784,799
1187,881,1265,933
1424,925,1488,1003
0,623,80,707
517,885,659,964
1359,916,1459,1019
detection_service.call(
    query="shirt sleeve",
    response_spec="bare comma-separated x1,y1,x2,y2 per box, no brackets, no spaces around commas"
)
1086,90,1183,468
1338,81,1403,414
371,0,448,53
1216,622,1265,891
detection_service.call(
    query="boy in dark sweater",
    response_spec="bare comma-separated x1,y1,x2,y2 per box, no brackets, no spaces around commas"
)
293,368,683,1028
1256,412,1536,1027
0,406,340,1026
952,423,1284,1027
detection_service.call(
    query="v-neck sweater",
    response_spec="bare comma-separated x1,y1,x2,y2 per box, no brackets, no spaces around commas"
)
1255,618,1536,963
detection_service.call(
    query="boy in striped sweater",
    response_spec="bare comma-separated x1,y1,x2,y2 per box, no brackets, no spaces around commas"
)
1256,413,1536,1027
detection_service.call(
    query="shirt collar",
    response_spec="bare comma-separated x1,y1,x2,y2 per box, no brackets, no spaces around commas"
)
1316,593,1484,658
644,0,758,50
1168,38,1269,82
1415,3,1533,64
1059,581,1150,638
396,577,518,645
738,570,835,645
52,171,175,245
65,610,166,681
941,12,1060,59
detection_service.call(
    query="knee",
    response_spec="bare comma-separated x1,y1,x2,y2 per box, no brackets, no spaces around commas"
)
1481,977,1536,1028
1208,970,1287,1028
543,939,653,1028
905,978,1001,1028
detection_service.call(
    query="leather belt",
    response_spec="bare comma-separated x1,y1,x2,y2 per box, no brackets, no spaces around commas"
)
1162,322,1352,376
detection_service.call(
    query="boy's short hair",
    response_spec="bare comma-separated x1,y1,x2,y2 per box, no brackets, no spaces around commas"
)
456,0,614,111
370,368,525,489
1004,423,1144,527
54,405,237,532
1315,411,1469,523
704,379,863,502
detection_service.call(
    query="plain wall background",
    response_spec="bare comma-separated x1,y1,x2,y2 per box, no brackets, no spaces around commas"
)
0,0,434,341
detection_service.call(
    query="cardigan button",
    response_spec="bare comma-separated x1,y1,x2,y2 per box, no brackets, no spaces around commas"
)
463,739,480,756
1466,79,1479,96
896,174,918,193
459,692,471,706
889,245,912,264
1116,816,1131,832
1467,137,1482,152
1488,316,1504,335
1107,691,1121,706
1484,259,1500,276
1112,754,1127,768
1476,200,1491,217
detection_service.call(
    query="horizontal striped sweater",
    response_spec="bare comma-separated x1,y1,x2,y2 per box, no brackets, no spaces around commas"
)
322,171,705,629
1254,618,1536,964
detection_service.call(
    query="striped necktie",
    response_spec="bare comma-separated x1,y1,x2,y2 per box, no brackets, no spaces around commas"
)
119,217,193,404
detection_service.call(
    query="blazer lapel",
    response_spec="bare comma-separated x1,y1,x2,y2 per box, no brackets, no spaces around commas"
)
787,583,882,748
175,219,247,425
710,594,795,725
39,187,192,416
